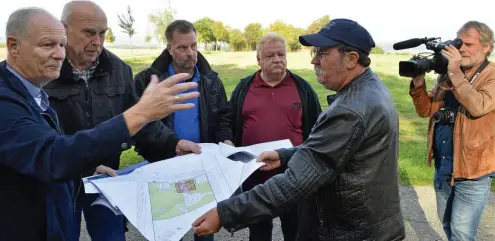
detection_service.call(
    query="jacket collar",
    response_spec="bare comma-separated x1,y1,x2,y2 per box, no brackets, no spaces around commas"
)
337,67,373,93
151,49,212,76
59,48,113,81
0,61,43,111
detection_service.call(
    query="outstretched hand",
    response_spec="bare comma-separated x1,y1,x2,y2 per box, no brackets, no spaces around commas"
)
123,73,200,136
138,74,200,121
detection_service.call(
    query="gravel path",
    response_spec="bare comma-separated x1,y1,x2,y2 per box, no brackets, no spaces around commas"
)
80,186,494,241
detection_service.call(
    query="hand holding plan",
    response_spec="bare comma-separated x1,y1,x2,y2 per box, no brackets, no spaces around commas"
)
256,151,281,171
83,139,293,241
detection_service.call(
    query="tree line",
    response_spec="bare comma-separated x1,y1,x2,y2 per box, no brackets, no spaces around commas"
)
107,5,385,53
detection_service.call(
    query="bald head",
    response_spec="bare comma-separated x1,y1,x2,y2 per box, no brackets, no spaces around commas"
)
6,7,60,40
61,0,108,70
61,0,107,26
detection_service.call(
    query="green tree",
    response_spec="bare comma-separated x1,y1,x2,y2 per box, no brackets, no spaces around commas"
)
194,17,216,49
148,8,175,45
244,23,263,51
306,15,331,34
105,27,116,43
117,5,136,55
144,35,152,44
212,21,229,51
228,29,246,51
267,20,304,52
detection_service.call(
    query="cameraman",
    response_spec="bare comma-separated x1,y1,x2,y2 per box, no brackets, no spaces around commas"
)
409,21,495,241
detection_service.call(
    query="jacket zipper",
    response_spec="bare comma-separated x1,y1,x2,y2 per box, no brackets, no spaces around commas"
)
315,197,324,228
198,78,207,142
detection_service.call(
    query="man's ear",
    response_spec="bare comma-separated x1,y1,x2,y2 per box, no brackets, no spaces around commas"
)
346,51,359,69
482,44,491,57
7,36,20,57
256,54,261,66
166,44,171,53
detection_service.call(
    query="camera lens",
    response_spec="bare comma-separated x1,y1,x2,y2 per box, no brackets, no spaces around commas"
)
433,112,443,123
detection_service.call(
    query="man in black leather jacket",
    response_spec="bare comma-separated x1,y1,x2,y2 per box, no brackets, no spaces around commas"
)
192,18,406,241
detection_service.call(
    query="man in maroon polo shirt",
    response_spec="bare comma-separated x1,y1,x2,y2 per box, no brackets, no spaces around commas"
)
228,32,322,241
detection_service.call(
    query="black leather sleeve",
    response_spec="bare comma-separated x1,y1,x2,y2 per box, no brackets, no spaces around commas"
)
217,106,366,231
276,147,299,168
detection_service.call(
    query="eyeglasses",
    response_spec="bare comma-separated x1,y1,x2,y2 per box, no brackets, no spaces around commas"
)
310,48,330,59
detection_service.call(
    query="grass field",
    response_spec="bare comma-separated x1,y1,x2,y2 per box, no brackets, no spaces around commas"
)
0,47,493,190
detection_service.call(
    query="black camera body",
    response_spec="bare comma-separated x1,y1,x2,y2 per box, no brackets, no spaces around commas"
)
395,38,463,78
433,107,457,125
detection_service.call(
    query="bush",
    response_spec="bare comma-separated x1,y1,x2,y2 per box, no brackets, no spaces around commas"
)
370,46,385,54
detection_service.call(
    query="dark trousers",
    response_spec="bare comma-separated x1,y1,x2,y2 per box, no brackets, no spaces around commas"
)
248,206,298,241
237,170,299,241
181,234,214,241
75,193,127,241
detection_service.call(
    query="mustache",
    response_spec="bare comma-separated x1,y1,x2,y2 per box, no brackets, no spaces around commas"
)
314,66,323,75
185,57,196,62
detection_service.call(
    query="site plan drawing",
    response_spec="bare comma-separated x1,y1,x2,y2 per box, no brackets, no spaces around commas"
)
84,139,293,241
148,175,215,220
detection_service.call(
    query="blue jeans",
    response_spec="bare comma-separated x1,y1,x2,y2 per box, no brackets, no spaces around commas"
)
75,193,127,241
434,171,493,241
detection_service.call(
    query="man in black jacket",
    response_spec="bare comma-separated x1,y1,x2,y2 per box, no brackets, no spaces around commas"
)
229,32,321,241
133,20,232,241
44,2,201,241
192,18,406,241
134,20,232,148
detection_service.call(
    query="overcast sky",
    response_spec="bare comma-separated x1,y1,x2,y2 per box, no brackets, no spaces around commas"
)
1,0,494,50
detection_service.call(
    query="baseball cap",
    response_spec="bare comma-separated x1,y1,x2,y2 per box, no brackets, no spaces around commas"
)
299,18,376,55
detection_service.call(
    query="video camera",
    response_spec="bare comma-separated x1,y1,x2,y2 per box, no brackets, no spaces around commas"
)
393,37,463,77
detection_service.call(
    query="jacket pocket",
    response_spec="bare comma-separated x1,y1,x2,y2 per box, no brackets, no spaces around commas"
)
463,136,495,175
91,85,126,123
287,102,303,129
45,88,80,100
208,93,220,123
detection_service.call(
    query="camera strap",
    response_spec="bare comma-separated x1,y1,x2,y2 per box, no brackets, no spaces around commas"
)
467,58,490,84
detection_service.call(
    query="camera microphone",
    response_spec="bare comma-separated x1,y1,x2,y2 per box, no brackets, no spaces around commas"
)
393,37,439,50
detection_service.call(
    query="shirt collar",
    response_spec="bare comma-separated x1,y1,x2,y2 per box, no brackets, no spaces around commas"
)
68,57,100,72
168,64,200,83
6,64,41,100
253,70,292,88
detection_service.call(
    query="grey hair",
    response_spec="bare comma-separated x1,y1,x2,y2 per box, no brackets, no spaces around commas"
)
457,21,494,57
256,32,286,57
6,7,52,40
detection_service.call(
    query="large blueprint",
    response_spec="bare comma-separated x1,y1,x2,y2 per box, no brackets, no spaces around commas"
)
83,139,293,241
